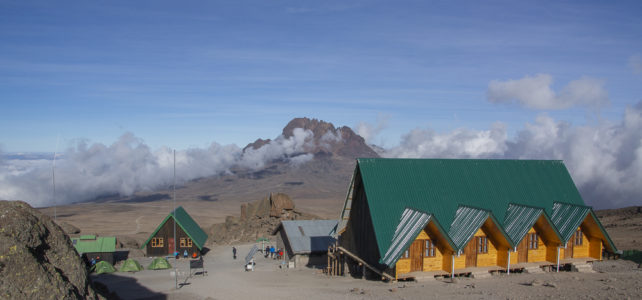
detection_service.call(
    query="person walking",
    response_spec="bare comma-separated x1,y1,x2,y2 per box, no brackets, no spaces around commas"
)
232,246,237,260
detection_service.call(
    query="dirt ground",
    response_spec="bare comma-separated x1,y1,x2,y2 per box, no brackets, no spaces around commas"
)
92,243,642,300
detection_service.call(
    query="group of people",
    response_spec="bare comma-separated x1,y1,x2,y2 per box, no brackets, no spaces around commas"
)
264,245,284,260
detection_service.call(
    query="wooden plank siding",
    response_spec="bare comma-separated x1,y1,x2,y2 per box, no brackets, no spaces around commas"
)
146,217,199,257
338,169,388,274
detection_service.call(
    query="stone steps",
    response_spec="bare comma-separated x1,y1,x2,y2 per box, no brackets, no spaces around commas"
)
524,266,545,274
571,263,594,273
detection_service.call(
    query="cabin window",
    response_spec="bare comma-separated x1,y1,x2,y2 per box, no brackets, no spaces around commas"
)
151,238,164,248
574,229,583,246
180,238,193,248
528,233,539,249
425,240,436,257
402,249,410,259
477,236,488,254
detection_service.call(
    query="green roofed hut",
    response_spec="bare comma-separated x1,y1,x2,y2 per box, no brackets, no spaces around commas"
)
71,235,116,265
332,158,617,280
141,206,208,257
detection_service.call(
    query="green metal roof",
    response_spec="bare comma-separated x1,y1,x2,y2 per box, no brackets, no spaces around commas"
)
356,158,591,260
381,208,433,265
141,206,208,250
448,206,492,249
551,202,591,243
503,204,545,245
71,236,116,254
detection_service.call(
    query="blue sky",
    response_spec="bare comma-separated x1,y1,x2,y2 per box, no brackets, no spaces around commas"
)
1,0,642,152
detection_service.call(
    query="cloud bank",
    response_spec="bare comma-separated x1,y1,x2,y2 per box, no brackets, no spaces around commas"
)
378,102,642,209
487,74,610,110
0,128,319,207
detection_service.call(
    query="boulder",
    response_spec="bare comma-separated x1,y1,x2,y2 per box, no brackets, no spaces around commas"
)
0,200,100,299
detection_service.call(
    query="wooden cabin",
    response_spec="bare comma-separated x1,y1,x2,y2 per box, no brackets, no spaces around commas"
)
333,158,618,280
141,206,208,257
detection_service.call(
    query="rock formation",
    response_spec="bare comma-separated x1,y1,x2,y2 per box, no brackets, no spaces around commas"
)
208,193,318,245
0,200,101,299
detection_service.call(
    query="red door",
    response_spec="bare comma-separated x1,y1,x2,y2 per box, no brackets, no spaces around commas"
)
168,238,175,255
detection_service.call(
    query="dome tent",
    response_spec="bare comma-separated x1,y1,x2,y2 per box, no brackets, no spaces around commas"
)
119,258,144,272
148,257,172,270
91,260,116,274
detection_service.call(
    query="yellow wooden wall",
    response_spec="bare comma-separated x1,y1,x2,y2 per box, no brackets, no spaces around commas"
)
416,230,446,271
473,228,499,267
589,237,602,259
442,251,466,270
396,259,410,276
497,248,509,268
573,228,590,258
526,228,548,262
546,244,558,262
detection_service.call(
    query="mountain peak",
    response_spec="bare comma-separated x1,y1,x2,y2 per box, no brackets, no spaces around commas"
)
283,117,379,159
244,117,379,159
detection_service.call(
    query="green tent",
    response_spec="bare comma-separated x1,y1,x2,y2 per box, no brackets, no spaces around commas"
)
91,260,116,274
119,258,144,272
148,257,172,270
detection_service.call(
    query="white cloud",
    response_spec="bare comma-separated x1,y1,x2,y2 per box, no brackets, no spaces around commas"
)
354,115,389,144
384,123,507,159
487,74,609,110
0,127,328,207
382,102,642,209
630,54,642,74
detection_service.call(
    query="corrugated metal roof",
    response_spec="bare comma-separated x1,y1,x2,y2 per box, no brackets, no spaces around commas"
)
503,204,544,245
71,236,116,253
551,202,591,243
245,245,259,264
141,206,208,250
279,220,338,254
448,206,490,249
380,208,432,266
356,158,587,257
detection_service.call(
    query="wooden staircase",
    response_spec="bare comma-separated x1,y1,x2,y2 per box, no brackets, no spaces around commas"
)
326,243,394,281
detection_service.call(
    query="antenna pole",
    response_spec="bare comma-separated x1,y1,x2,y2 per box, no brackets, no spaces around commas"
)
173,149,177,289
52,135,59,221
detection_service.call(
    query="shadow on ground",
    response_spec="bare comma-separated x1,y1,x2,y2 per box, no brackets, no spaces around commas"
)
92,273,167,300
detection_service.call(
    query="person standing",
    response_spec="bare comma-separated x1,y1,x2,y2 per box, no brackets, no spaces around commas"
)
270,245,275,258
232,246,237,260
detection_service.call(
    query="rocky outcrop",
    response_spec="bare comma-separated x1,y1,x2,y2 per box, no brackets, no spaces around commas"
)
208,193,318,245
0,201,100,299
59,222,81,234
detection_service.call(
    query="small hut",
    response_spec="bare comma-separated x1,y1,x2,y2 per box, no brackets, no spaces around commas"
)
141,206,208,257
71,235,116,264
272,220,338,268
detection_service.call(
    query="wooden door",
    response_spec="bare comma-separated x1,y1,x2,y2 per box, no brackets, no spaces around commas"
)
517,237,528,263
410,240,424,272
168,238,175,255
465,238,477,268
565,239,573,258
